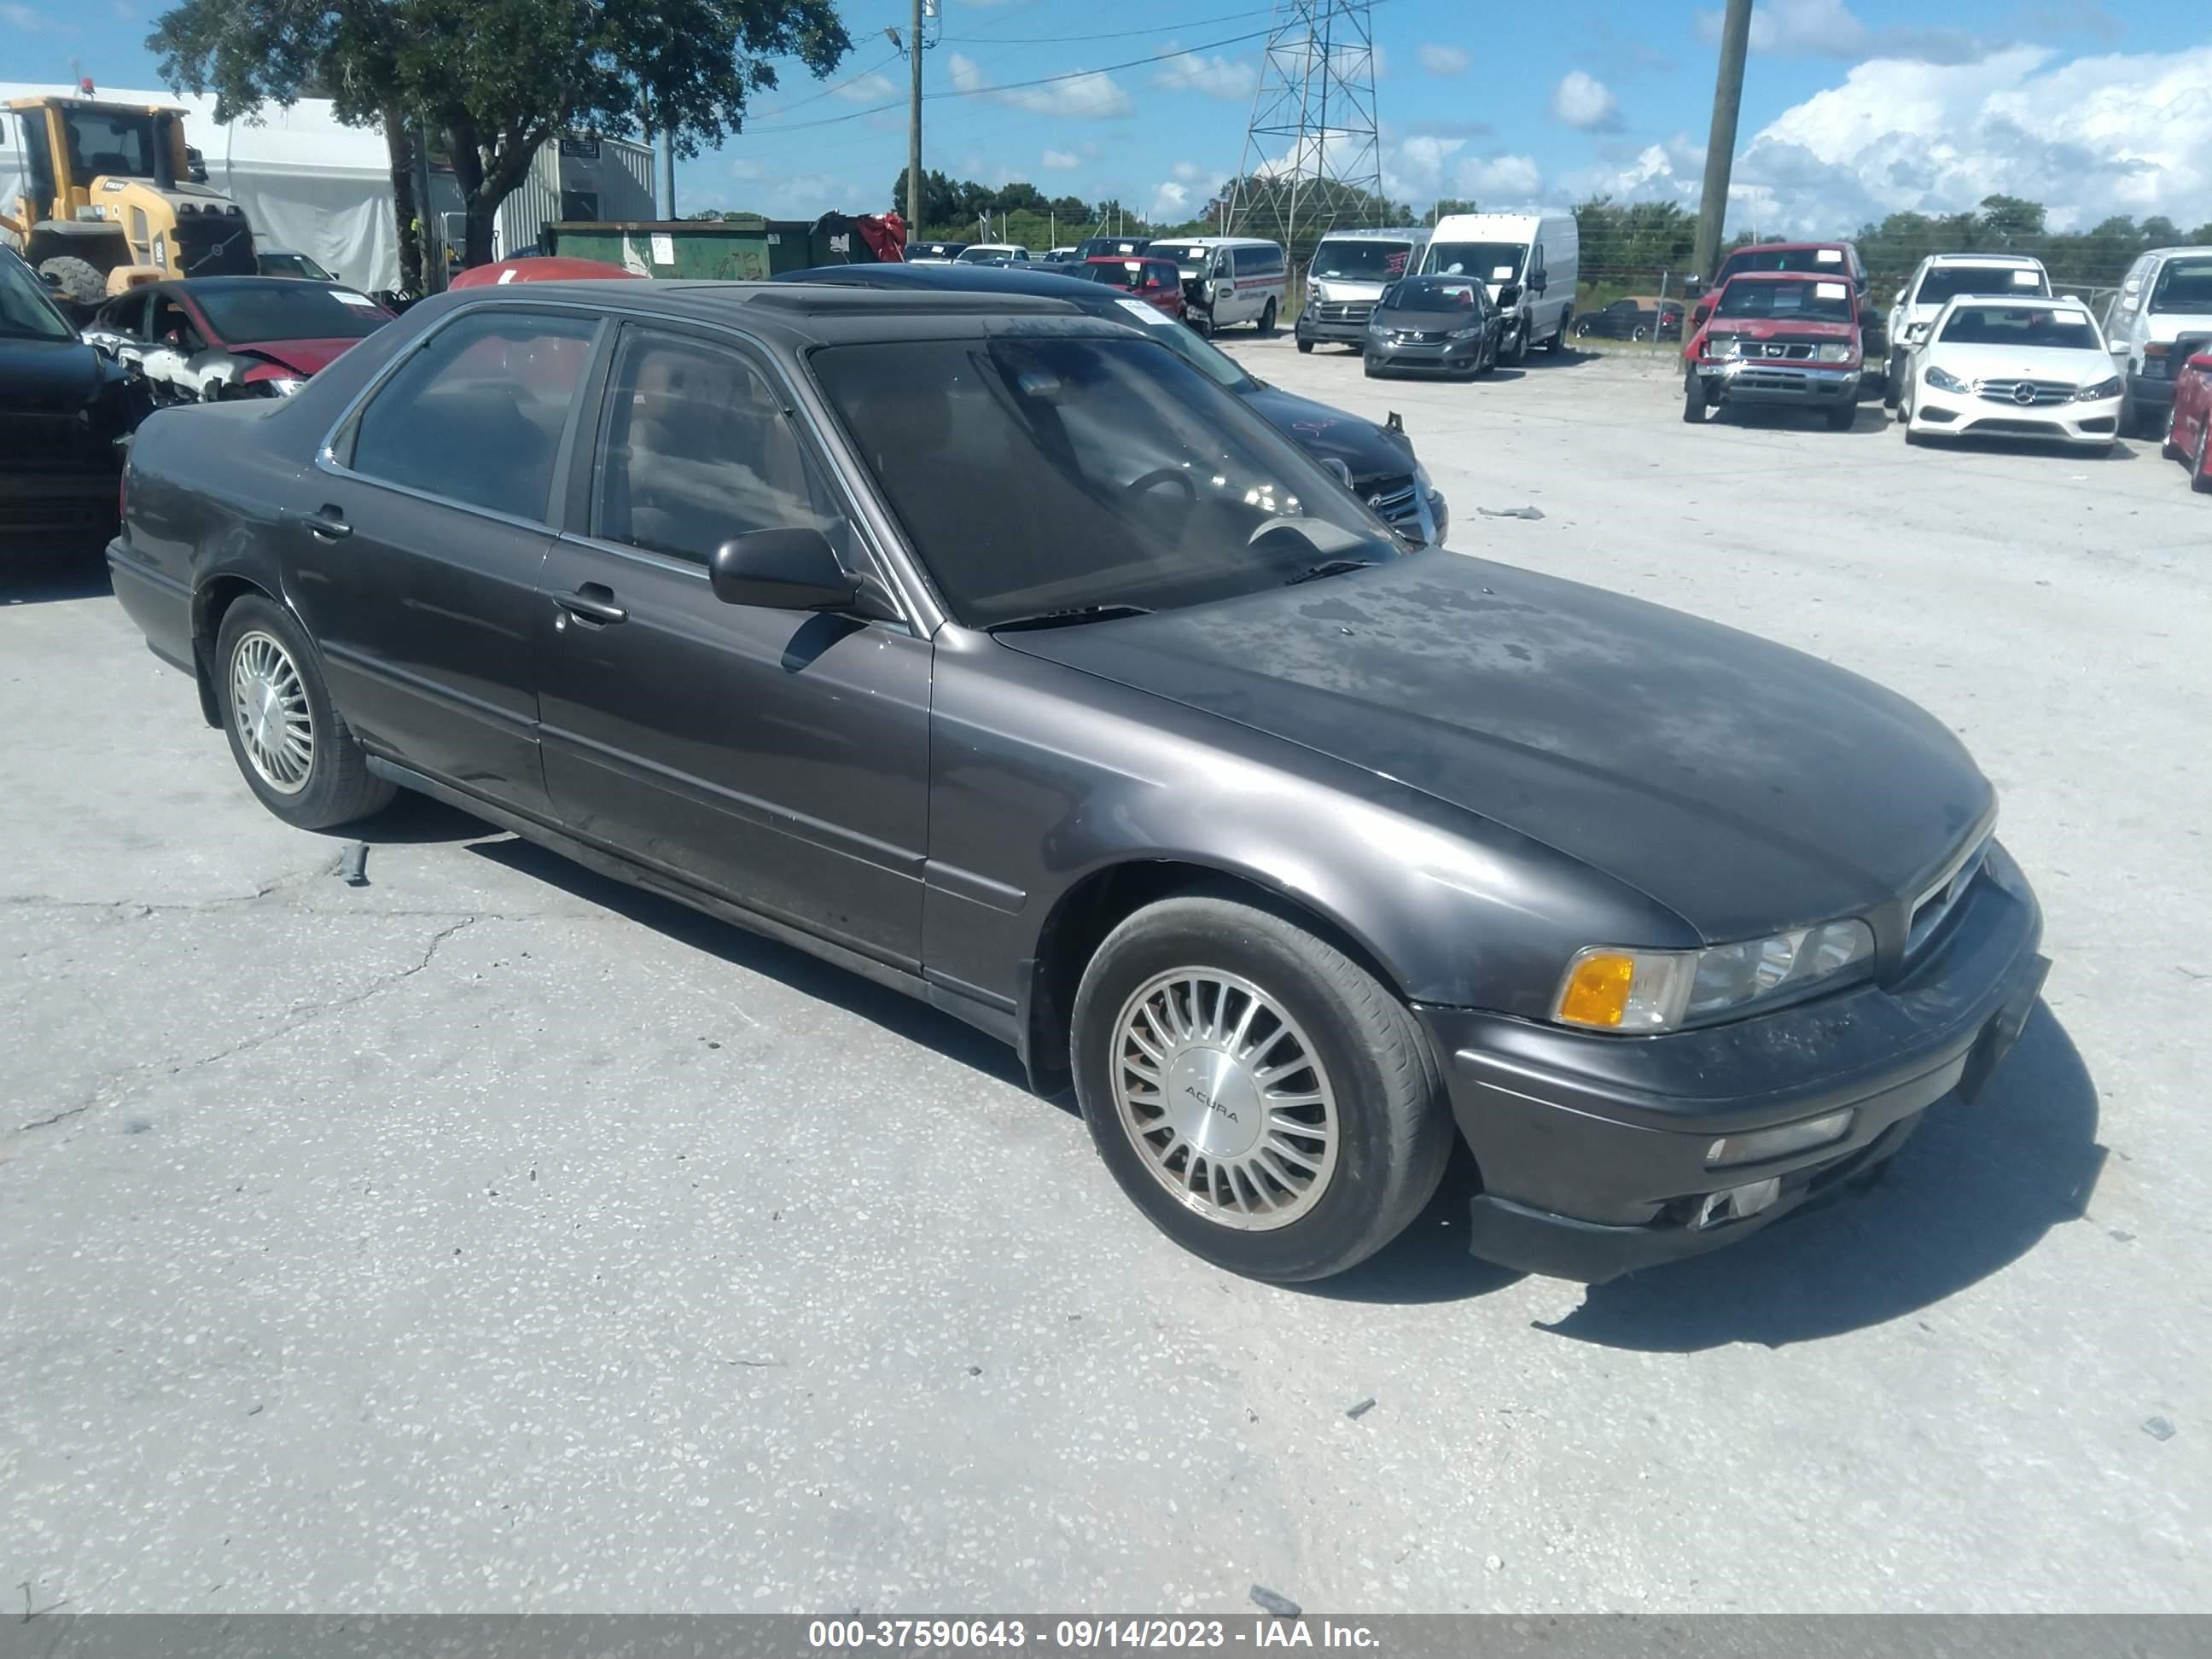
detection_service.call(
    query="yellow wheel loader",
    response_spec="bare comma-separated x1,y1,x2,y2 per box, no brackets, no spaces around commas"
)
3,94,256,312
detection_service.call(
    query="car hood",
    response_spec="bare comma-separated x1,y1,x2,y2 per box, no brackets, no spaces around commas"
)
998,552,1992,941
1240,383,1417,485
226,336,368,375
1,335,112,412
1924,342,2111,383
2145,310,2212,341
1705,315,1857,342
1377,306,1486,332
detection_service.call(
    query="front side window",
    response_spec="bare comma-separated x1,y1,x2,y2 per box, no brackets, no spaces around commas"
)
149,295,204,349
1714,279,1854,323
0,252,76,341
594,331,835,563
195,282,389,342
1938,306,2102,350
1428,242,1524,281
813,334,1400,629
2150,257,2212,314
350,310,598,521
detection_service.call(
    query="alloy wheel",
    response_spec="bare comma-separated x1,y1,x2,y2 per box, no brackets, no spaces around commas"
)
1109,968,1340,1231
229,630,314,794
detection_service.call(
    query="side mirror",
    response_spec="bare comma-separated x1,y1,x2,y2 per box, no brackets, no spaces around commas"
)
1494,282,1522,309
1318,457,1353,491
708,528,859,612
1528,276,1546,296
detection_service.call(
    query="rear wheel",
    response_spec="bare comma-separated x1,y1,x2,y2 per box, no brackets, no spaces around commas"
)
215,596,395,830
1070,894,1453,1283
2195,425,2212,494
1258,298,1278,335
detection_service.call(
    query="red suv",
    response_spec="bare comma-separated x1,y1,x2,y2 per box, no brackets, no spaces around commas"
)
1076,256,1188,322
2165,347,2212,492
1682,271,1864,430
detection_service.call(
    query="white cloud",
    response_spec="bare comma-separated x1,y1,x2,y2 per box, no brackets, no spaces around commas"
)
1455,154,1545,201
1042,148,1080,173
725,160,859,213
1693,0,1993,66
832,72,896,104
1565,46,2212,240
1551,70,1623,131
1172,160,1202,182
948,51,1132,118
1150,181,1193,222
1419,44,1470,77
1,2,64,30
1154,46,1258,102
1385,135,1467,202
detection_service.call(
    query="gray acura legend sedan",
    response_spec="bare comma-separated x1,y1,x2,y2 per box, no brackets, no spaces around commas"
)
107,282,2049,1284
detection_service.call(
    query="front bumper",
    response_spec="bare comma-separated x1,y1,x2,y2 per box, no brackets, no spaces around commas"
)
2127,370,2176,415
1417,841,2047,1282
1695,359,1860,407
1367,335,1487,373
1298,306,1377,344
1911,384,2122,445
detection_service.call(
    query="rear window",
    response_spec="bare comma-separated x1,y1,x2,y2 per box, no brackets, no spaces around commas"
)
1938,306,2101,350
2151,258,2212,314
1915,265,2046,306
1714,278,1854,323
195,282,389,341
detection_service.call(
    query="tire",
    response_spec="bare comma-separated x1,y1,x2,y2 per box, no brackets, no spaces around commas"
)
1258,298,1278,335
2195,425,2212,495
1631,325,1648,343
1575,322,1592,339
1503,321,1527,366
1363,355,1381,378
1826,402,1855,432
2127,398,2164,440
215,596,396,830
1882,353,1903,409
1069,893,1453,1282
1296,337,1314,354
1681,374,1708,424
2162,407,2184,461
1477,340,1496,376
38,253,108,308
1545,318,1569,353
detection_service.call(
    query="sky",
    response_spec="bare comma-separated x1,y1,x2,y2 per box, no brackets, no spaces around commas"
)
3,0,2207,242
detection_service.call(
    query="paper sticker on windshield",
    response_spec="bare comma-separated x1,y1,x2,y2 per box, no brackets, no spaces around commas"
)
1492,265,1516,280
1115,298,1176,328
333,290,380,307
1816,248,1842,264
2012,269,2040,285
1815,281,1847,300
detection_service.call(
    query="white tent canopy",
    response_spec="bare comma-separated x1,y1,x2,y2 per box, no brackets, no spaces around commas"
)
1,84,399,290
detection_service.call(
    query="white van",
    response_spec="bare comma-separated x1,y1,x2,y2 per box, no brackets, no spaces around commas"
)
1294,226,1432,352
1422,212,1579,362
1144,236,1289,334
2101,246,2212,438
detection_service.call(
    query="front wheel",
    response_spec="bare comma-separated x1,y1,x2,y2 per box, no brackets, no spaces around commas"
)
1363,355,1382,378
1681,374,1708,424
1257,298,1278,335
1826,402,1856,432
215,596,395,830
1296,336,1314,354
2194,425,2212,494
2162,407,2184,461
1882,353,1904,409
1070,894,1453,1282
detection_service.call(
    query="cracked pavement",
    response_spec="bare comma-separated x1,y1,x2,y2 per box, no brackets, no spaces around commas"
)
2,346,2207,1614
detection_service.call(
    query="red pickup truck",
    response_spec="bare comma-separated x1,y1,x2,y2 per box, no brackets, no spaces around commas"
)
1681,271,1865,430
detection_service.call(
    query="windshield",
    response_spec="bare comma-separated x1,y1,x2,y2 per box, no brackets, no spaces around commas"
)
1311,241,1413,280
1915,265,2046,306
1714,278,1854,323
1079,237,1151,259
62,106,162,178
1720,246,1848,279
1146,242,1209,268
958,246,1013,263
813,335,1397,627
0,254,77,341
1939,305,2101,349
1379,276,1481,313
259,252,335,281
2150,257,2212,314
1080,260,1172,291
195,283,390,341
1426,242,1523,282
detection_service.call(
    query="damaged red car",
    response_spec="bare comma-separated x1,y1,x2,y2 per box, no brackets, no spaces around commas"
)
82,276,394,405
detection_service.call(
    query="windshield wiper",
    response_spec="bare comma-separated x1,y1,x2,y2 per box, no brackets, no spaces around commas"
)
1284,558,1377,586
984,602,1155,633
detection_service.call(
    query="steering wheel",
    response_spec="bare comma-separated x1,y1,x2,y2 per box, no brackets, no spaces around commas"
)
1124,466,1198,504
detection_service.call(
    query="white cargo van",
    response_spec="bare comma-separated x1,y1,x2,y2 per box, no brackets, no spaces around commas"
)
1422,212,1579,362
1294,226,1432,352
1144,236,1289,334
2102,246,2212,439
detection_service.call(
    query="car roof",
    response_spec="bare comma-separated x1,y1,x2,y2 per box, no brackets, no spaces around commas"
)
1313,226,1430,239
1727,240,1850,253
1718,269,1848,282
1935,291,2091,310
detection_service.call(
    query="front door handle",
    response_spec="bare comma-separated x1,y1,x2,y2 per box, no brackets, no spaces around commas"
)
553,585,628,627
281,504,352,540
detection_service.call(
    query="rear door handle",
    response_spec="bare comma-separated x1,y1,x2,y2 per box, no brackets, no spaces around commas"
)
553,585,628,627
281,504,352,540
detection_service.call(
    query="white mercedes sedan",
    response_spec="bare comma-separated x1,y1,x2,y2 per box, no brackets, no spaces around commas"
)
1900,295,2124,451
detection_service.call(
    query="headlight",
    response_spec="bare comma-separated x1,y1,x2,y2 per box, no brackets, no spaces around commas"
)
1816,342,1853,364
1552,920,1875,1033
1704,335,1740,359
263,377,306,397
2075,375,2122,402
1448,324,1481,341
1925,364,1969,393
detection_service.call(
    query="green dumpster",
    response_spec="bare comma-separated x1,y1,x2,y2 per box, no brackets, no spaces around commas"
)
544,219,777,280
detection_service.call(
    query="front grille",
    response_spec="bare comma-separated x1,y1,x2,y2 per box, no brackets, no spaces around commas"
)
1964,417,2058,434
1733,368,1816,392
1976,379,2074,406
1359,473,1419,524
1907,835,1988,958
1313,300,1375,324
1736,339,1820,361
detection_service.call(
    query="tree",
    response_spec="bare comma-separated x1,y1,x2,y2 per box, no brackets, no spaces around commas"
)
1048,195,1089,224
1428,197,1478,224
2139,216,2180,245
1978,193,2046,243
151,0,853,271
891,166,961,228
996,180,1047,216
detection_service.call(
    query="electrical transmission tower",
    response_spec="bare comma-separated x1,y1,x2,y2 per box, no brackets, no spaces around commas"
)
1225,0,1384,251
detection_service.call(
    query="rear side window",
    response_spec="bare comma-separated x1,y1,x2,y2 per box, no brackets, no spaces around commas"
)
349,309,598,521
591,329,835,563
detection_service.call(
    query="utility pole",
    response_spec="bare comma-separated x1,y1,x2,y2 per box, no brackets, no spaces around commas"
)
1691,0,1754,286
905,0,925,234
659,128,677,220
